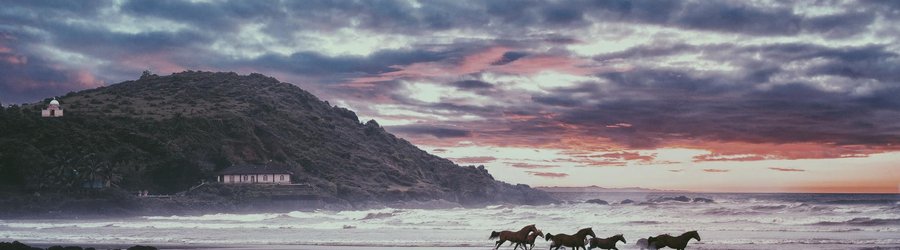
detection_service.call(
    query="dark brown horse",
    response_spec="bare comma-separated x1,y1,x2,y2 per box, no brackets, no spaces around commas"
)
588,234,626,250
647,231,700,250
545,227,596,250
511,229,543,250
490,224,539,250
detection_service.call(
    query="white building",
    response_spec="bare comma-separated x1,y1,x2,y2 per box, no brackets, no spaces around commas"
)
41,98,63,117
218,165,293,184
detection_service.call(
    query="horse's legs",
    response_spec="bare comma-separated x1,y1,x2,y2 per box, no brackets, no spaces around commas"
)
495,240,505,250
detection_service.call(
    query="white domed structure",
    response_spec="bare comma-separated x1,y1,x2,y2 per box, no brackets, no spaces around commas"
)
41,98,63,117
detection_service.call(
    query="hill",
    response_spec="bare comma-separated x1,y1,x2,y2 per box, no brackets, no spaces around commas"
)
0,71,553,214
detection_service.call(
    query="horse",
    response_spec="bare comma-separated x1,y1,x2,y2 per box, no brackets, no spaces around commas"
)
545,227,596,250
588,234,626,250
490,224,539,250
647,231,701,250
512,229,543,250
635,238,660,250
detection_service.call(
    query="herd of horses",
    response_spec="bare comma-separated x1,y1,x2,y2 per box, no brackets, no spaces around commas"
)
489,224,701,250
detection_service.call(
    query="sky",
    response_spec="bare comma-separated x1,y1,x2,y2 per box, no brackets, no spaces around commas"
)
1,0,899,193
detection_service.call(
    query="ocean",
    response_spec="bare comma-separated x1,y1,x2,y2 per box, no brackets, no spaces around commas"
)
2,192,898,249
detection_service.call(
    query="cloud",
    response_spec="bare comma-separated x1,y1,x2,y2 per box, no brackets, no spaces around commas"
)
492,51,529,65
386,125,471,138
449,156,497,164
451,80,493,89
241,49,448,76
508,162,559,169
0,38,105,103
1,0,898,169
596,151,654,162
527,171,569,178
703,169,730,173
769,167,806,172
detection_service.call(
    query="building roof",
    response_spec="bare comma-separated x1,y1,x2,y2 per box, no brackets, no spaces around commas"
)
219,165,293,175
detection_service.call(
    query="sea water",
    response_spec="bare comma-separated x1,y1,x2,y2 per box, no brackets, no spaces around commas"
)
1,193,898,249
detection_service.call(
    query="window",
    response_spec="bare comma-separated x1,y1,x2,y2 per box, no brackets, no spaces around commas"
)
280,175,285,181
243,175,248,181
229,176,234,182
263,175,267,181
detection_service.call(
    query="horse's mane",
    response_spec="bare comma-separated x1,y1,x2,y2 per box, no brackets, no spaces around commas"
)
576,227,593,235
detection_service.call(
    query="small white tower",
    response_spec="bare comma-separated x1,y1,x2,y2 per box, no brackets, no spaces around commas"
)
41,98,63,117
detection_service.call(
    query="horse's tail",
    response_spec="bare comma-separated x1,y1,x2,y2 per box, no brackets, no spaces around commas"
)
489,231,500,239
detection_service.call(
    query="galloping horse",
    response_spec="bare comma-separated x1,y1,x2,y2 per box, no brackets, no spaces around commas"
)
588,234,626,250
512,229,543,250
490,224,539,250
545,227,596,250
647,231,701,250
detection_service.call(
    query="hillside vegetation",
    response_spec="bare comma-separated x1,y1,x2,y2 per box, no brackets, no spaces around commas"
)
0,71,552,213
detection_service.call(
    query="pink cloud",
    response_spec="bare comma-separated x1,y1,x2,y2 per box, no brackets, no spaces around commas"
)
605,123,633,128
507,162,559,169
596,151,654,161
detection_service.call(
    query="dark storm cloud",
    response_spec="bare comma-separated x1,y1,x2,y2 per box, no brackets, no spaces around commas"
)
52,26,210,57
492,51,529,65
803,11,876,38
500,39,900,149
111,0,878,38
541,4,585,25
0,52,99,104
121,0,283,31
546,73,900,148
386,125,472,138
451,80,494,89
531,95,584,107
585,0,876,36
242,49,448,76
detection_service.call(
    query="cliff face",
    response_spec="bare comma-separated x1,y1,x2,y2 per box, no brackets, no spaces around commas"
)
0,71,553,207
